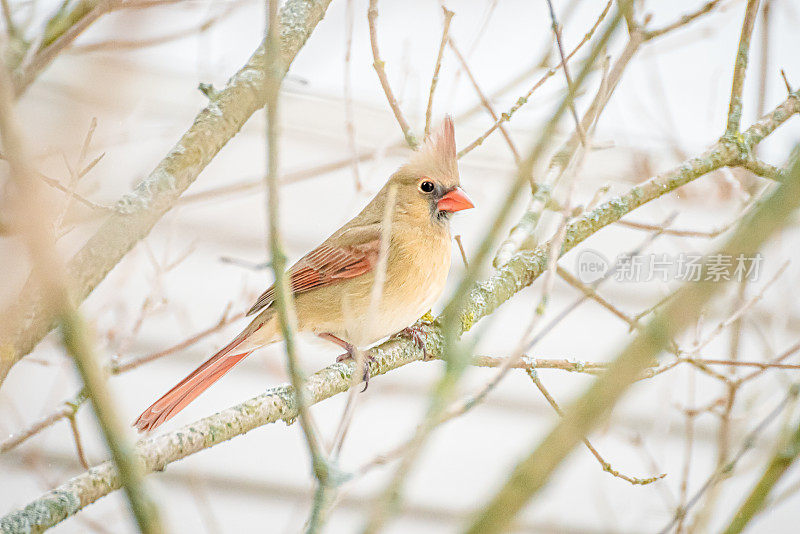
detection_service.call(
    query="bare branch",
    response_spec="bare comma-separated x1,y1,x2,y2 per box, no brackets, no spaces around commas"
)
424,7,454,139
545,0,587,146
3,77,798,534
527,369,664,485
725,0,761,137
448,36,519,162
0,47,163,534
0,0,335,386
465,145,800,534
367,0,417,148
644,1,722,40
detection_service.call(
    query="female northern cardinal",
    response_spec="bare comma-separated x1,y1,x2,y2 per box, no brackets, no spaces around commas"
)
133,118,473,432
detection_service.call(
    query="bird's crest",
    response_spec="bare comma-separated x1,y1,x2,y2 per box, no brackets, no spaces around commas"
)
406,116,459,183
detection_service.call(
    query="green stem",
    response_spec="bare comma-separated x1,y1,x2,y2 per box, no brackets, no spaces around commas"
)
723,408,800,534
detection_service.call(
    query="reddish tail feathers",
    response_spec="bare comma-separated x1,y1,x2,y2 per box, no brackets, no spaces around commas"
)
133,337,253,432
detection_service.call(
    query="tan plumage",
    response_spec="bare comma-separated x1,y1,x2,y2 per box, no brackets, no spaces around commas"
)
134,117,473,432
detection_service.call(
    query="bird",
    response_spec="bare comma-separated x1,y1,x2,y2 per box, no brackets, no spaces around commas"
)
133,117,474,432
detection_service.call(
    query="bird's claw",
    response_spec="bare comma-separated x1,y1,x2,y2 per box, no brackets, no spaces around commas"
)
336,350,376,392
400,325,431,360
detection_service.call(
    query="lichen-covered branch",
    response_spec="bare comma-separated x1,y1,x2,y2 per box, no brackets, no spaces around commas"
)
0,0,334,387
725,0,761,137
361,11,624,532
3,76,798,534
464,145,800,534
0,335,433,534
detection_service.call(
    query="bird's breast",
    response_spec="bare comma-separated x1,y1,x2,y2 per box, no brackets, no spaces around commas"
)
295,226,453,348
353,228,452,344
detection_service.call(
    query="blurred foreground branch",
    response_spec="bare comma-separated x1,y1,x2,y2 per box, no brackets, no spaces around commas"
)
722,406,800,534
0,49,163,534
0,0,334,387
464,147,800,533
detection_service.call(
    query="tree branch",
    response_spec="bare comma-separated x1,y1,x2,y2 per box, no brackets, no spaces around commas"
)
725,0,761,137
0,47,163,534
424,7,454,140
464,146,800,534
367,0,417,148
3,74,798,534
0,0,334,387
722,405,800,534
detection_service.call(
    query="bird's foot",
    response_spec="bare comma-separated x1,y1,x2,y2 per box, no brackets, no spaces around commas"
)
336,347,376,392
399,324,432,360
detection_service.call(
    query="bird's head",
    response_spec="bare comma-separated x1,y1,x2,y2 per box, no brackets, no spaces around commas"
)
390,117,474,226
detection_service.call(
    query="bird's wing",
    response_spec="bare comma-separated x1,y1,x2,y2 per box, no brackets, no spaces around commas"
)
246,224,382,317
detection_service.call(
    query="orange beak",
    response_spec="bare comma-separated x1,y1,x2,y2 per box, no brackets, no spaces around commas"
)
437,187,475,213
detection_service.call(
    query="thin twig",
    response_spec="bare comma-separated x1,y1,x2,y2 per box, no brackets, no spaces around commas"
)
725,0,761,137
735,340,800,386
264,0,327,494
471,355,606,374
68,2,243,53
556,266,640,331
658,386,799,534
644,1,722,39
424,7,454,139
465,142,800,534
454,234,468,268
330,185,397,458
448,36,520,162
687,261,788,354
780,69,793,93
367,0,417,148
544,0,587,146
756,0,772,121
458,0,612,159
0,390,86,453
67,416,90,470
615,218,732,238
527,369,665,485
111,310,245,373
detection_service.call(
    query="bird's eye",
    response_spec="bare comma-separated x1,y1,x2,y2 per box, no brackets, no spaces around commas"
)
419,180,435,193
